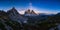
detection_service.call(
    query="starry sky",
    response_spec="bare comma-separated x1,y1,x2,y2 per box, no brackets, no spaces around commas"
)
0,0,60,14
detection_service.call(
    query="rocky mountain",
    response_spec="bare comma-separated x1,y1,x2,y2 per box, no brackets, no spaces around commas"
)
24,9,37,16
0,7,28,30
7,7,28,24
0,10,22,30
0,7,60,30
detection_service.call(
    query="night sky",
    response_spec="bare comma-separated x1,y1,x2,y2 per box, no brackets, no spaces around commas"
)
0,0,60,14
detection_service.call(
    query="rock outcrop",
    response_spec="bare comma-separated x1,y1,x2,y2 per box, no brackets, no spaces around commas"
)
24,9,37,16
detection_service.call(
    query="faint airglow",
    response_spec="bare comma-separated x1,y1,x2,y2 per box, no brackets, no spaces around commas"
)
18,2,58,15
18,9,58,15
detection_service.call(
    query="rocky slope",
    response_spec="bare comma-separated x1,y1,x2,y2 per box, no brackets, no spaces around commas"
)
7,7,28,24
0,10,22,30
24,9,37,16
0,7,28,30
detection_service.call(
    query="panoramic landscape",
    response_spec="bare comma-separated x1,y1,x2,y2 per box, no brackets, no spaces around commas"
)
0,0,60,30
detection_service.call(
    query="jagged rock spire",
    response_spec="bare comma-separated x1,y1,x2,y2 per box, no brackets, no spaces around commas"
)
24,9,37,16
7,7,19,15
25,9,36,14
7,7,17,12
11,7,17,11
25,9,31,14
31,10,36,14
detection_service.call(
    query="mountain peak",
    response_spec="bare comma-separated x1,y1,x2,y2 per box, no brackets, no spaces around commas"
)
24,9,37,16
25,9,30,14
7,7,28,23
31,10,36,14
25,9,36,14
7,7,19,15
11,7,17,11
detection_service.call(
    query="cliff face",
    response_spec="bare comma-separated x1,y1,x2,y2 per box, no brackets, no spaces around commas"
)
30,10,37,14
0,7,28,30
0,10,22,30
7,7,28,23
24,9,37,16
25,9,31,14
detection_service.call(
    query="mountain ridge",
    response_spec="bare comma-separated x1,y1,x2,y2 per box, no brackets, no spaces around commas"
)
0,7,60,30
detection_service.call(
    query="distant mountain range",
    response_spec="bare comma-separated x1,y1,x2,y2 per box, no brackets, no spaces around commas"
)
0,7,60,30
0,7,59,22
